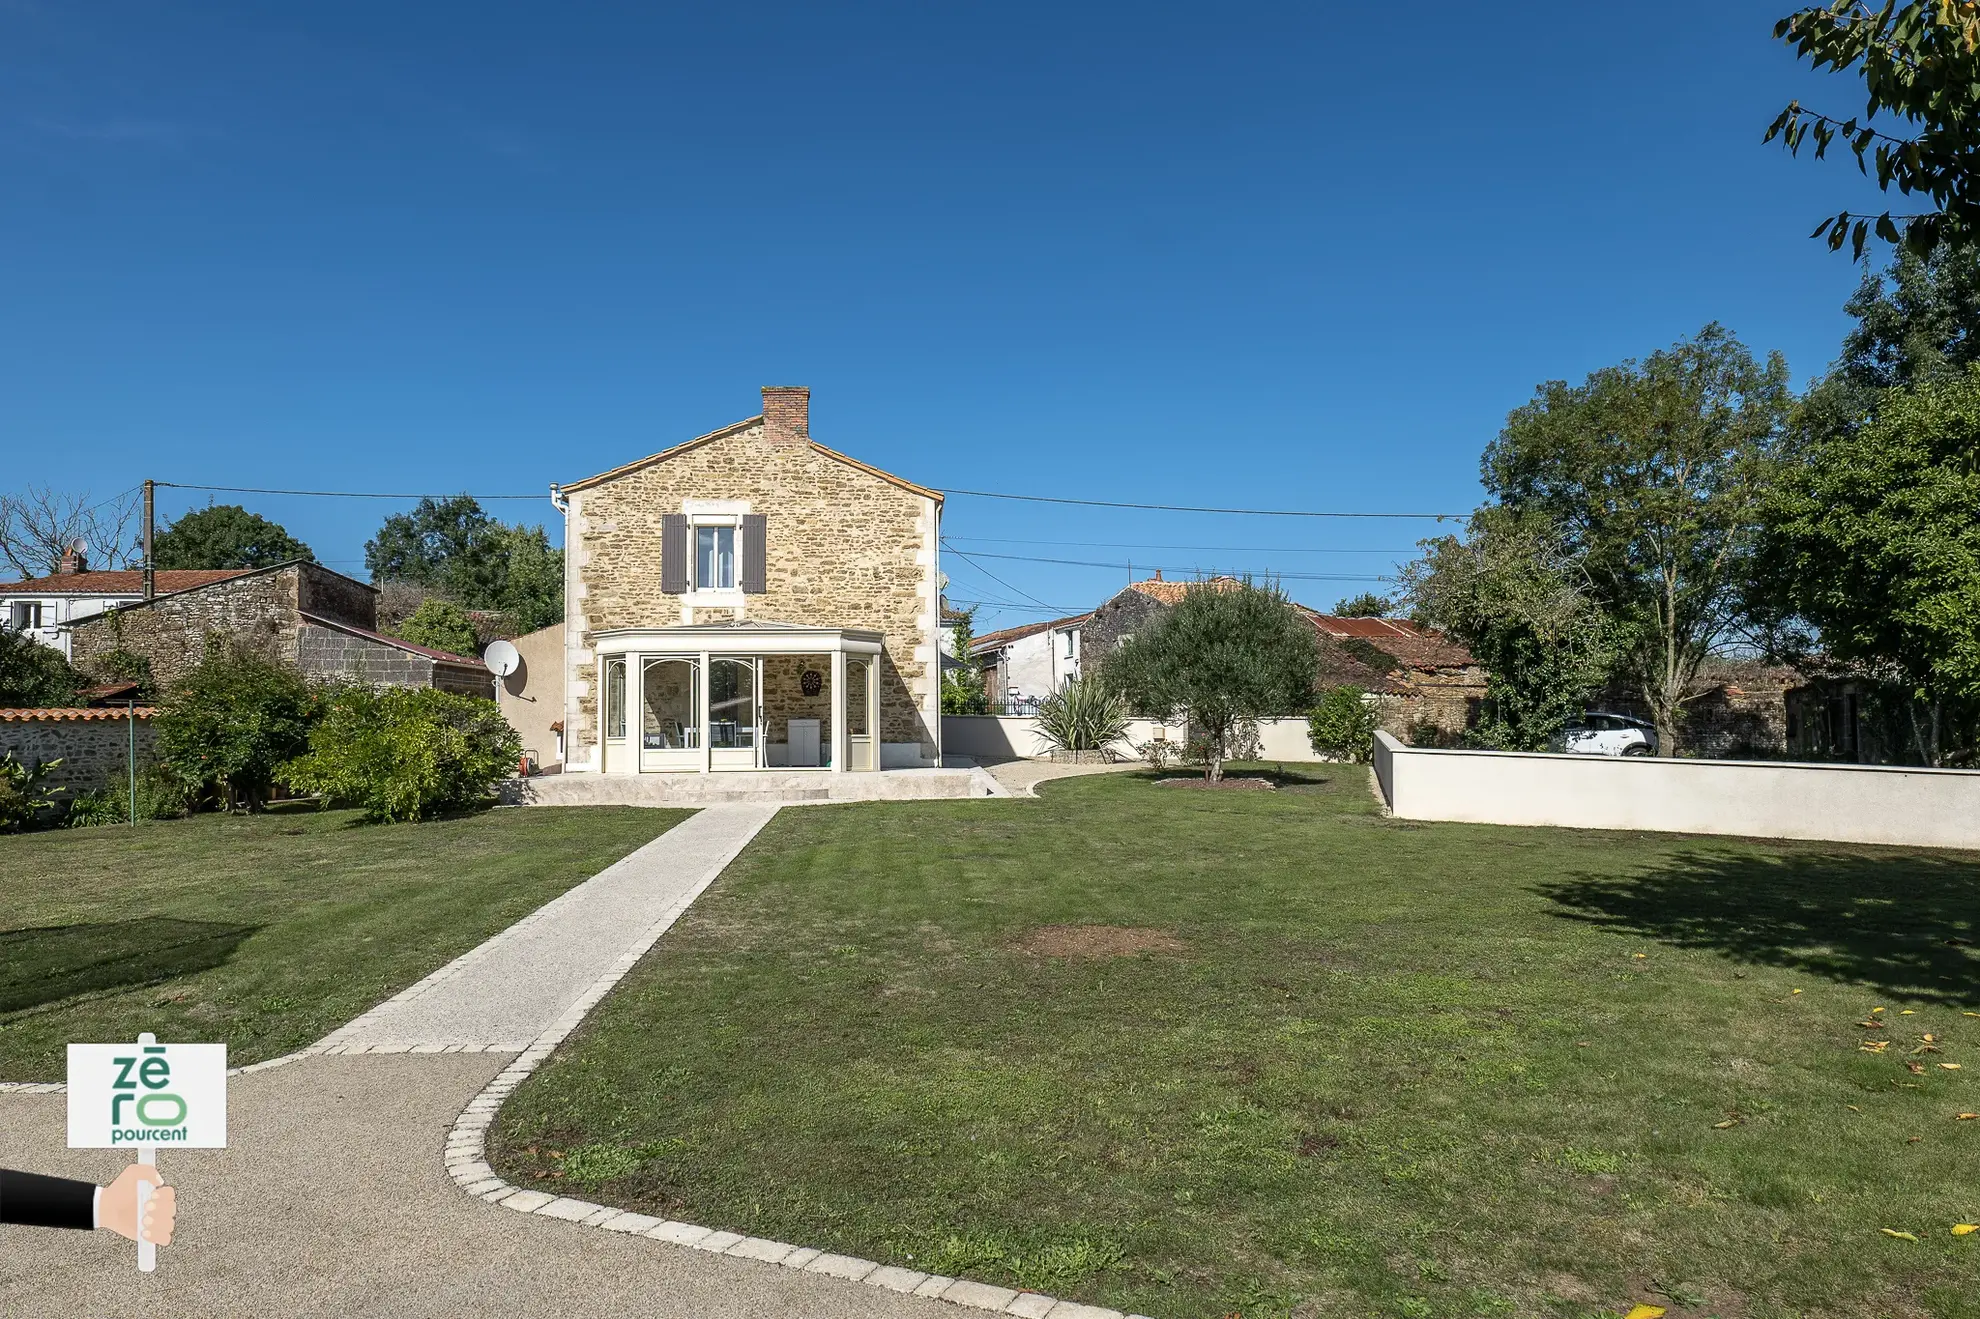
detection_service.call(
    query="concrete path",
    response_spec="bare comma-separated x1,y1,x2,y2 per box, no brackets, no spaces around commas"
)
321,804,779,1050
0,1053,956,1319
977,757,1142,797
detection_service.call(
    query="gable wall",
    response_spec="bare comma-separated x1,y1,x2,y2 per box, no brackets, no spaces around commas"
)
565,422,940,766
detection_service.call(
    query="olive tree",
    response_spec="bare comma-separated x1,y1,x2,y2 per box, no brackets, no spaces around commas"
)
1103,581,1317,782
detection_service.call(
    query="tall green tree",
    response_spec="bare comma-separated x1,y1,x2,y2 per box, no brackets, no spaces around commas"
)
1768,2,1980,256
1330,592,1393,618
1759,366,1980,764
1401,510,1617,752
153,504,313,570
1482,324,1792,754
364,496,563,632
1103,581,1317,782
395,599,481,656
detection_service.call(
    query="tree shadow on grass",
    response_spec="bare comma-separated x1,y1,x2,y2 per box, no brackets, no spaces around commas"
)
0,918,261,1014
1536,849,1980,1005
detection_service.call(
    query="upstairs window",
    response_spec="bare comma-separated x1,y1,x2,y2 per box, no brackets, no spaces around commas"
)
8,601,42,631
696,525,737,590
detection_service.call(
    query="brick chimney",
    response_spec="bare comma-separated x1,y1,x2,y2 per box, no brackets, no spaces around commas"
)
761,386,810,447
56,542,87,575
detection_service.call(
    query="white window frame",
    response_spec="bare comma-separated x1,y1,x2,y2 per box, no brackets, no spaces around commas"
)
7,600,43,632
680,500,750,606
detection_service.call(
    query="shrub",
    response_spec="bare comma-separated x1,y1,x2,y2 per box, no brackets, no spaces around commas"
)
0,628,82,707
1308,686,1380,764
89,648,158,701
1034,676,1130,753
0,752,67,833
155,639,318,811
284,686,520,822
395,599,480,657
64,764,195,828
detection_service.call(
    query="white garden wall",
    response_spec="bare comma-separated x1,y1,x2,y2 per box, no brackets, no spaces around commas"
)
942,715,1325,763
1373,731,1980,850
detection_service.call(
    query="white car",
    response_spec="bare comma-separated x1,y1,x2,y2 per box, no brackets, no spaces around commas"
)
1554,713,1658,757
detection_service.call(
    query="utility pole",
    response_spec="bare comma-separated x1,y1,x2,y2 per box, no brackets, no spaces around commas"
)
141,479,155,600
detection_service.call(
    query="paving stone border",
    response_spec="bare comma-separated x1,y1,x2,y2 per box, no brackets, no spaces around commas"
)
437,813,1156,1319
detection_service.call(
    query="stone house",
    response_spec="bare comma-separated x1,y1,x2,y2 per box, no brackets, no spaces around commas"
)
0,546,251,659
1304,613,1488,742
68,560,488,695
556,385,944,776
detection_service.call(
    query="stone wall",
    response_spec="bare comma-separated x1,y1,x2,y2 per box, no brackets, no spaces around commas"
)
297,563,380,630
70,565,304,687
565,418,940,766
0,713,157,795
1081,588,1167,669
762,653,834,752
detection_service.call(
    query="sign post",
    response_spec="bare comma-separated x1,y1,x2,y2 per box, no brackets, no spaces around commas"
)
67,1032,226,1272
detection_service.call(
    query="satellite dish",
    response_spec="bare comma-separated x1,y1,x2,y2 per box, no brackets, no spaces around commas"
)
483,640,521,678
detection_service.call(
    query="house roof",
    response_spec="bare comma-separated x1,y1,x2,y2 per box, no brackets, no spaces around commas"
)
1125,575,1245,606
562,416,943,502
0,706,158,722
0,568,252,596
970,612,1091,654
299,612,485,667
1304,613,1476,669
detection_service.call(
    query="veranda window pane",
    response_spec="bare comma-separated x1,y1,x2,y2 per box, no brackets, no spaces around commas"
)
642,657,698,749
604,658,627,740
710,659,755,749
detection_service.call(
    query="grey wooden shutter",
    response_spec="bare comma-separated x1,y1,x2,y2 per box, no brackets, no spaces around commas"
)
741,514,767,594
661,514,689,594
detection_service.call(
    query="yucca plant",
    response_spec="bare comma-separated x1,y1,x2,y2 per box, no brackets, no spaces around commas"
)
1034,676,1130,755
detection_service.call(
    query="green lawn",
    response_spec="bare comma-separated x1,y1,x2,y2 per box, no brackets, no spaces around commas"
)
491,769,1980,1319
0,805,686,1081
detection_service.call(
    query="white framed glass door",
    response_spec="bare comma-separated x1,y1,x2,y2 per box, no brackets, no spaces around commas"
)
709,656,762,770
846,657,876,771
602,656,629,772
640,657,701,771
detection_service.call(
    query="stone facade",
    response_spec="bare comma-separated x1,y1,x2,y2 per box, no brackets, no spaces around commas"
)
68,560,487,695
562,388,942,769
0,711,157,795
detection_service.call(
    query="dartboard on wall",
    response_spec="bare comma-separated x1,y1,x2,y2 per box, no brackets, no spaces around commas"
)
800,669,823,697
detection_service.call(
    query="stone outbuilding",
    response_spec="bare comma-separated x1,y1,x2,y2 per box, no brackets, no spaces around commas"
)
67,560,489,695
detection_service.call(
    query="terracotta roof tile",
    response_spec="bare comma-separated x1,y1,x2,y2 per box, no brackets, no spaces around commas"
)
1,569,253,595
969,612,1091,653
1305,614,1476,669
0,707,157,721
1125,575,1245,606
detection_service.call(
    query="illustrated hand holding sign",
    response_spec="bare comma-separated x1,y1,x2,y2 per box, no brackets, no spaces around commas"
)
67,1033,225,1271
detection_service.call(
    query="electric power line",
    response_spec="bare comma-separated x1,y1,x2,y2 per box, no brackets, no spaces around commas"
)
944,544,1394,583
942,545,1068,613
154,481,546,501
942,486,1467,520
943,535,1417,554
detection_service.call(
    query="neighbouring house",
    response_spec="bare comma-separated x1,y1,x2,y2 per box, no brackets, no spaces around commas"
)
494,622,566,772
969,612,1089,710
67,560,491,695
1080,574,1487,743
0,546,252,658
556,385,944,776
1303,613,1488,742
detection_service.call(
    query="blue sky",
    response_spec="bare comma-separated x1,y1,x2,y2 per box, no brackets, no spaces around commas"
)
1,2,1893,628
